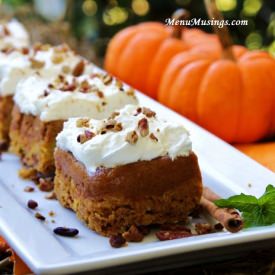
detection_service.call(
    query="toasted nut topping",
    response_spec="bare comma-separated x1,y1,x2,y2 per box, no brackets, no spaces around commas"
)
21,47,29,55
62,65,71,74
113,122,123,132
24,186,34,192
79,80,91,92
30,58,45,69
115,80,124,91
109,235,126,248
125,131,138,144
96,90,104,98
77,130,95,144
3,26,10,36
149,133,158,142
102,74,113,85
72,60,85,76
27,200,38,209
51,54,64,64
195,223,213,235
54,227,79,237
35,212,46,221
40,44,51,51
126,88,135,97
109,111,120,119
138,118,149,137
122,225,144,242
49,211,55,217
142,107,156,118
76,118,90,128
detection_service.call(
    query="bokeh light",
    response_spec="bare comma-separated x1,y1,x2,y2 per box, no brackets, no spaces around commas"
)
103,6,128,25
243,0,262,17
245,32,262,49
175,0,191,6
268,41,275,57
216,0,237,12
132,0,150,16
82,0,97,16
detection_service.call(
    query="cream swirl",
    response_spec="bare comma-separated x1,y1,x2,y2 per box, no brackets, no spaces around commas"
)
56,105,192,173
14,72,138,121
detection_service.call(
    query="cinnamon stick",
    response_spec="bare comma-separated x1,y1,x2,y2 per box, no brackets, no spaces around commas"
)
200,187,243,233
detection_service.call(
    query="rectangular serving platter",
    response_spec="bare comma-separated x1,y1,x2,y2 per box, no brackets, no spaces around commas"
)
0,91,274,275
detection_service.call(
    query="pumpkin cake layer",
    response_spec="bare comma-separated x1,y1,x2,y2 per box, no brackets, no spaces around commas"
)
54,105,202,236
0,96,13,149
9,73,138,178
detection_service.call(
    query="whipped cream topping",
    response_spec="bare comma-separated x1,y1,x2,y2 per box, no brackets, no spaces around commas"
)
14,72,138,121
0,19,29,50
0,44,94,96
56,105,192,173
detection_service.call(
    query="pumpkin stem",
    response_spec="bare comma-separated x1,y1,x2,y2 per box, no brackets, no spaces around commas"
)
171,9,191,39
204,0,235,60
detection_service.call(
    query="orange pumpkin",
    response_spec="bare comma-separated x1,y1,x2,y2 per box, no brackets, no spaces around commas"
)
236,142,275,172
105,10,219,99
158,1,275,143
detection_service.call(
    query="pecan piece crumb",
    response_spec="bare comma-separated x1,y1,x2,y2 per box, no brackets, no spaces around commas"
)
122,225,144,242
77,130,95,144
30,58,45,69
24,186,34,192
149,133,158,142
125,130,138,145
102,74,113,85
142,107,156,118
138,118,149,137
109,235,126,248
27,200,38,209
72,60,85,76
35,212,46,221
76,118,90,128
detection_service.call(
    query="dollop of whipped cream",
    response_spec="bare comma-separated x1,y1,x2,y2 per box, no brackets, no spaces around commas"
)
56,105,192,173
0,44,94,96
14,72,138,121
0,19,29,50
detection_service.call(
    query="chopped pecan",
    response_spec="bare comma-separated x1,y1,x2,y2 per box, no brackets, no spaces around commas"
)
96,90,104,98
3,25,10,36
21,47,29,55
51,54,64,64
156,230,193,241
30,58,45,69
149,133,158,142
24,186,34,192
62,65,71,74
195,223,213,235
35,212,46,221
102,74,113,85
27,200,38,209
109,235,126,248
109,111,120,119
48,211,55,217
138,118,149,137
126,88,135,97
72,60,85,76
79,80,91,92
122,225,144,242
115,80,124,91
77,130,95,144
125,131,138,145
142,107,156,118
76,118,90,128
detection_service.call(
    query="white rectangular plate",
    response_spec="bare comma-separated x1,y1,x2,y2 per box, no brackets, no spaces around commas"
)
0,91,274,275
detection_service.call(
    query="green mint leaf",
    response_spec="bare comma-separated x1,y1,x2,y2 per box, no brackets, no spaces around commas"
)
214,185,275,228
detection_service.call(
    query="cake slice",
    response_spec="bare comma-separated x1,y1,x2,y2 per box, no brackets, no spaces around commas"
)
9,72,138,182
0,43,93,149
54,105,202,236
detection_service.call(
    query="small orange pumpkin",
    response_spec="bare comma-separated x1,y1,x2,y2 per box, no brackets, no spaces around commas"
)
105,10,219,99
158,0,275,143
